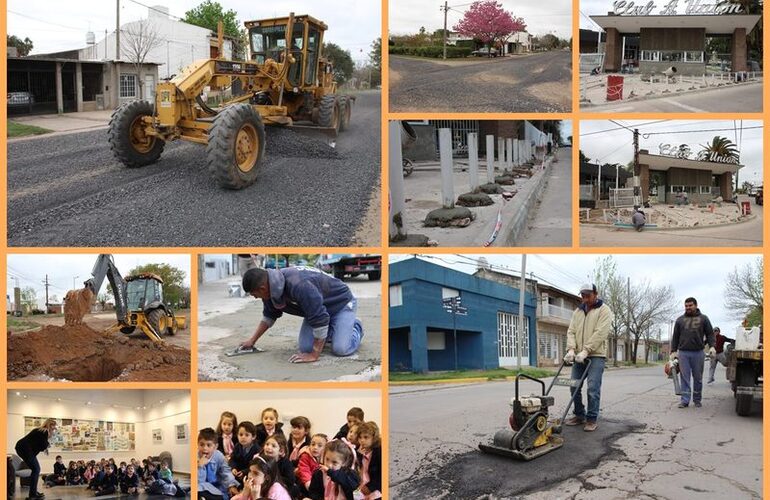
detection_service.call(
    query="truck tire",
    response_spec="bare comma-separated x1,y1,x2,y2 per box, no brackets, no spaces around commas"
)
146,308,167,340
368,271,381,280
318,95,340,132
108,100,165,167
735,365,755,416
333,269,345,280
120,326,136,335
207,104,266,190
339,96,352,131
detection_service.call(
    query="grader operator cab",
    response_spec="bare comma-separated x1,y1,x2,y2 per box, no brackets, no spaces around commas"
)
64,254,185,342
107,13,352,190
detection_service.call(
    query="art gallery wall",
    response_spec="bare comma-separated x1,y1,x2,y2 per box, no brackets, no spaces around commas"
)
7,390,190,474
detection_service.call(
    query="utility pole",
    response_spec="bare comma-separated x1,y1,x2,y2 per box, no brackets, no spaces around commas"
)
441,1,449,60
625,276,631,365
516,254,527,369
42,274,50,314
633,128,640,175
633,128,641,206
115,0,120,60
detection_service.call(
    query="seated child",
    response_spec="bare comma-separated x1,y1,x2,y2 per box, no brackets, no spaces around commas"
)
130,458,143,478
287,416,311,465
255,408,285,449
159,460,173,484
295,433,328,495
232,457,291,500
83,463,95,485
120,464,140,494
333,407,364,440
197,427,239,500
217,411,238,461
356,422,382,500
88,464,105,490
259,434,296,496
229,421,260,485
45,455,67,487
66,461,81,486
144,461,160,486
94,464,118,497
307,440,360,500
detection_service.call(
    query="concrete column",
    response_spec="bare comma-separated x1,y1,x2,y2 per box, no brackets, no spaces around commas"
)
506,138,514,169
75,62,84,112
639,163,650,202
518,140,524,165
439,128,455,208
720,172,733,201
604,27,622,72
55,62,64,114
486,134,495,184
512,138,519,166
468,132,479,191
410,323,430,373
497,138,504,176
731,28,748,72
388,121,406,239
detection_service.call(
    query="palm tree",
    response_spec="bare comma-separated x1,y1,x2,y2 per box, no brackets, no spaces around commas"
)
699,136,739,162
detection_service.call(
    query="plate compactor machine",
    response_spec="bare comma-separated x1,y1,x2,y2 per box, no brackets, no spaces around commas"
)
479,359,592,461
108,13,353,190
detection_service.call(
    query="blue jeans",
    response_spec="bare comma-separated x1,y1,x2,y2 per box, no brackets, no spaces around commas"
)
570,356,606,422
15,445,40,496
298,298,362,356
678,349,705,405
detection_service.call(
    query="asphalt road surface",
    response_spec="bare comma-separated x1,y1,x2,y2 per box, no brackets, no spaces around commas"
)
585,83,763,113
7,91,381,247
581,200,762,247
390,364,762,499
389,52,571,113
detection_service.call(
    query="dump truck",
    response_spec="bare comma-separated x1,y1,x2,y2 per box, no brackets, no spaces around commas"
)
317,254,381,280
64,254,185,342
108,13,353,190
725,325,762,416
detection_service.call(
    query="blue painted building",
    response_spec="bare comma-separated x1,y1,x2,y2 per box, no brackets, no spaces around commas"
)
389,257,537,373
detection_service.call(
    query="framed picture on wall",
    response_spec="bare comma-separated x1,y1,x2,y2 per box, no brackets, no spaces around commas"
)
175,423,188,442
152,429,163,443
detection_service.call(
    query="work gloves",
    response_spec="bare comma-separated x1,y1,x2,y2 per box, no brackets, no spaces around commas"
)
670,351,678,361
575,349,589,364
563,349,575,363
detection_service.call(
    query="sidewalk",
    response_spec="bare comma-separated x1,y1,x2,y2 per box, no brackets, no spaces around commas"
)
517,147,572,246
9,109,113,136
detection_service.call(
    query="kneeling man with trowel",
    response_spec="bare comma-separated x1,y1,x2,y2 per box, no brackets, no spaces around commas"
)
564,284,614,432
236,267,364,363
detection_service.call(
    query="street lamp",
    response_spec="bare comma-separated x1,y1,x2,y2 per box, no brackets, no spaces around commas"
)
442,295,468,370
73,275,80,290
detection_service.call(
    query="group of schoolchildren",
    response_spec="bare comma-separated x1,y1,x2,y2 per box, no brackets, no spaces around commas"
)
198,407,382,500
44,455,175,496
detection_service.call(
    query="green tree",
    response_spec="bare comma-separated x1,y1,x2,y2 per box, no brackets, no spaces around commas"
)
323,43,354,85
7,35,33,56
579,150,591,164
369,38,381,71
183,0,245,57
20,286,37,312
699,136,739,161
724,258,763,326
592,256,628,366
127,263,188,309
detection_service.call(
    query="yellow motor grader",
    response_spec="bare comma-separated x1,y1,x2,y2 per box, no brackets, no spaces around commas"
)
108,13,353,189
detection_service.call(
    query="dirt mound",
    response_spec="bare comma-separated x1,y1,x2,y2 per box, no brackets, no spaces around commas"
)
64,288,93,325
7,324,190,382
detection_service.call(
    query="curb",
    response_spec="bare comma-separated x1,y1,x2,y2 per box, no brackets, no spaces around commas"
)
581,212,757,232
493,157,553,246
8,124,109,142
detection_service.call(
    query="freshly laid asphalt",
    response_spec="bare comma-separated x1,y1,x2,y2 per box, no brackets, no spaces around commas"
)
389,51,572,113
7,91,381,247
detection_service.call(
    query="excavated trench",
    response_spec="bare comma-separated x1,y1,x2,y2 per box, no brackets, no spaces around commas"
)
7,324,190,382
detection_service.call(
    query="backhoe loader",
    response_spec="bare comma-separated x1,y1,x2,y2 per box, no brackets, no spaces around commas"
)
63,254,185,342
108,13,353,189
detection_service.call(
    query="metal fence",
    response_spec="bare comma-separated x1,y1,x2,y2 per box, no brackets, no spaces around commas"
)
610,187,635,208
579,185,594,200
579,53,605,74
430,120,479,158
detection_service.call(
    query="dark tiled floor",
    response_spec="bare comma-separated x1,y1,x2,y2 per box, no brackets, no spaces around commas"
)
12,479,191,500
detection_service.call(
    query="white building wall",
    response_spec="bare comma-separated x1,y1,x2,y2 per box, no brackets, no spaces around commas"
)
80,14,233,79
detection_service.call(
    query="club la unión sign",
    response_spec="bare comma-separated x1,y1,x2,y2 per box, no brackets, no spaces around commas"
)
659,143,740,164
613,0,745,16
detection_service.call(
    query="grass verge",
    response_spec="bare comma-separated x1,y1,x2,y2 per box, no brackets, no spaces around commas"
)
8,121,53,138
7,316,40,332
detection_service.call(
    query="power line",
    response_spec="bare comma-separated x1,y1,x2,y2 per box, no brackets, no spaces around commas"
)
8,10,85,31
580,120,668,136
641,125,762,137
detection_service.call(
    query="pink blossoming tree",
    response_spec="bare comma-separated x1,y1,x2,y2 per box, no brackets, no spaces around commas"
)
453,1,526,56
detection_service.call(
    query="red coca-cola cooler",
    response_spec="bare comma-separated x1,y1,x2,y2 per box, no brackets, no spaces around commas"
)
740,200,751,215
607,75,624,101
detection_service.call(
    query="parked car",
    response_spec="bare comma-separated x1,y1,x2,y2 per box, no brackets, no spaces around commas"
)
471,47,498,57
7,91,34,109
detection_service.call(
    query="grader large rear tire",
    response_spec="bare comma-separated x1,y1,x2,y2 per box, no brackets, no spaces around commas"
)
207,104,266,190
108,100,165,167
318,95,340,132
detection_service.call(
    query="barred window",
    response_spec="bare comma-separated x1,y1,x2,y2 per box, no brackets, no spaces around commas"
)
119,74,137,98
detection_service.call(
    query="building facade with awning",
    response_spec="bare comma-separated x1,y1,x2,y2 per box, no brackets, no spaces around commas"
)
638,148,741,204
591,1,761,75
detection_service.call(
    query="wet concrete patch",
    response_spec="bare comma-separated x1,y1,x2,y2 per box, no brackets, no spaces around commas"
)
393,419,643,498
